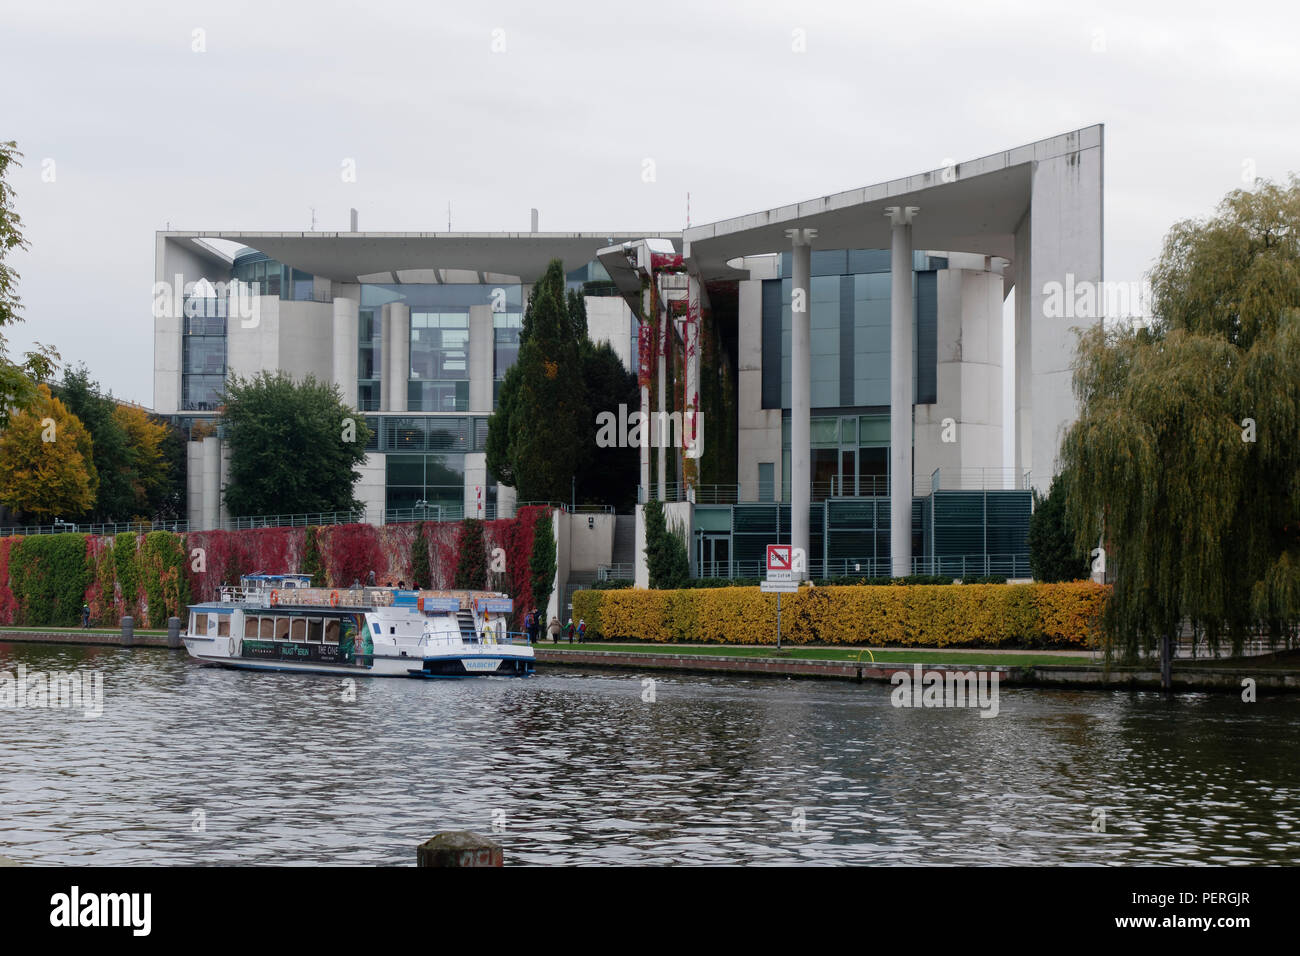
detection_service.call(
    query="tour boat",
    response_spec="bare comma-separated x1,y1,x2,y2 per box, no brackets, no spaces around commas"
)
182,574,535,678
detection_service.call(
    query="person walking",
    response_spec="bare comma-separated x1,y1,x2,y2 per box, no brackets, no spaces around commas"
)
530,606,541,644
565,618,576,644
577,618,586,643
523,608,535,644
548,616,560,643
81,603,90,629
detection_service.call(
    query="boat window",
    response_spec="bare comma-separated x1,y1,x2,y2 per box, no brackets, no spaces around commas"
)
324,619,340,644
259,617,274,640
290,619,307,641
308,619,323,642
371,621,380,635
244,617,259,639
217,617,230,637
275,618,291,641
194,613,208,634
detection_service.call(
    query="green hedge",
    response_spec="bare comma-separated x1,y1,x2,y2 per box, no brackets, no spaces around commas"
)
9,533,90,627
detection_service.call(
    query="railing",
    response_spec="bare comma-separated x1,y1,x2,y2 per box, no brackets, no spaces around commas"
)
927,468,1033,492
226,511,367,530
0,518,190,538
638,483,742,504
597,563,634,581
384,503,498,524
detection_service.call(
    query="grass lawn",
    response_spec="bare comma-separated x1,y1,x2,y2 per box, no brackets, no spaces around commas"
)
539,643,1093,668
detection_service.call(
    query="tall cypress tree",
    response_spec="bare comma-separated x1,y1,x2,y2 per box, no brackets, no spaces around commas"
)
454,519,488,590
497,260,589,503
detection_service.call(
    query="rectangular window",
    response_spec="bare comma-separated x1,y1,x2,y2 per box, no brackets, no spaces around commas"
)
324,620,340,644
308,619,324,643
290,619,307,641
259,617,274,640
275,618,291,641
758,463,774,502
245,617,259,639
194,613,208,634
217,617,230,637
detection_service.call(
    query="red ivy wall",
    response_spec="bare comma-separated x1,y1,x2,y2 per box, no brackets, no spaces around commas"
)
0,510,554,628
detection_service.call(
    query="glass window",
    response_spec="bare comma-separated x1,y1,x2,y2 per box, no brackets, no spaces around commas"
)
194,613,208,634
291,619,307,641
244,617,259,638
275,618,291,641
259,618,274,639
324,620,340,644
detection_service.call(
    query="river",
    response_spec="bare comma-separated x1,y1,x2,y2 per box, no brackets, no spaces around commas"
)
1,642,1296,865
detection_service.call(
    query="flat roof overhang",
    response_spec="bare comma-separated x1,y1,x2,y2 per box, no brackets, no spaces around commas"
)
158,232,682,285
684,125,1102,288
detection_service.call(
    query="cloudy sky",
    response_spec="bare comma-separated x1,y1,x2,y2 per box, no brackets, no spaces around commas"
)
2,0,1297,406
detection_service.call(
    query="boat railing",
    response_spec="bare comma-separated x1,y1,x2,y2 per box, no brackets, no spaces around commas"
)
217,585,391,609
417,630,533,649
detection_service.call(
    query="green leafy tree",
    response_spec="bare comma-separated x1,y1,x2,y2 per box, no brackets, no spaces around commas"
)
411,522,432,589
53,365,173,522
644,498,689,589
221,372,372,517
1028,472,1089,583
0,141,59,429
454,518,487,590
529,510,556,613
1062,175,1300,668
487,260,590,502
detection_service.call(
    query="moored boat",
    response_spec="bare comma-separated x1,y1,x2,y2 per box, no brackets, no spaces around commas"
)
182,574,535,678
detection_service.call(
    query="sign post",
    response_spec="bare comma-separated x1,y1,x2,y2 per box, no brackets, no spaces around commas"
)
763,545,798,650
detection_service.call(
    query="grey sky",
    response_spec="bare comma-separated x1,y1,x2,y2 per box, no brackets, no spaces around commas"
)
2,0,1297,405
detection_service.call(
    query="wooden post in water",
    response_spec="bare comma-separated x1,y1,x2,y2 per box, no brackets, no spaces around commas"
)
417,831,503,867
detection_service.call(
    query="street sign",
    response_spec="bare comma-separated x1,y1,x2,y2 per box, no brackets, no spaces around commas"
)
766,544,794,582
760,580,798,593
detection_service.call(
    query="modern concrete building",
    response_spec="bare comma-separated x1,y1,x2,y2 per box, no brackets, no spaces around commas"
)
154,125,1103,592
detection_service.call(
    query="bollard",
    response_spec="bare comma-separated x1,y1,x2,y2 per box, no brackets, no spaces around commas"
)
167,616,182,649
417,831,503,867
120,615,134,648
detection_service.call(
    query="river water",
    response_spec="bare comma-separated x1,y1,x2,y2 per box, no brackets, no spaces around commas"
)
1,642,1297,866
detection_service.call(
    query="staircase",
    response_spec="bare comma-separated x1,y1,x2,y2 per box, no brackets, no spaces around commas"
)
456,609,478,642
612,515,637,571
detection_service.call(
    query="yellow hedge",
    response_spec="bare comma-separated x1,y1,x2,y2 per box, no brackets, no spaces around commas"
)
572,582,1108,647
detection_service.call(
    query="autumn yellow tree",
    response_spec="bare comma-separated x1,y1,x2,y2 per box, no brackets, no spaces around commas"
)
113,402,169,515
0,383,98,520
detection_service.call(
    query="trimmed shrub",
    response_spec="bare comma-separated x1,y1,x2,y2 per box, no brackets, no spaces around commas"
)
574,581,1108,647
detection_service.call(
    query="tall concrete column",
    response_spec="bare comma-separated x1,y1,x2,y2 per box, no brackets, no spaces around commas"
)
468,304,494,413
639,284,652,504
201,435,221,531
887,206,919,576
332,296,359,409
389,303,410,412
656,303,667,501
380,305,392,412
685,275,702,470
790,236,812,578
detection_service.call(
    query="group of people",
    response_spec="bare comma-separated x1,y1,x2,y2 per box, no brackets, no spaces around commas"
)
522,607,586,644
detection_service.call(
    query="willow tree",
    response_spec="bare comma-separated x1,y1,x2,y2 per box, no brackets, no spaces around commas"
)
1062,175,1300,671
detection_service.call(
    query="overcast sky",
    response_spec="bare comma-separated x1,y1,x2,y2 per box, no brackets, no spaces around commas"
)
2,0,1298,406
